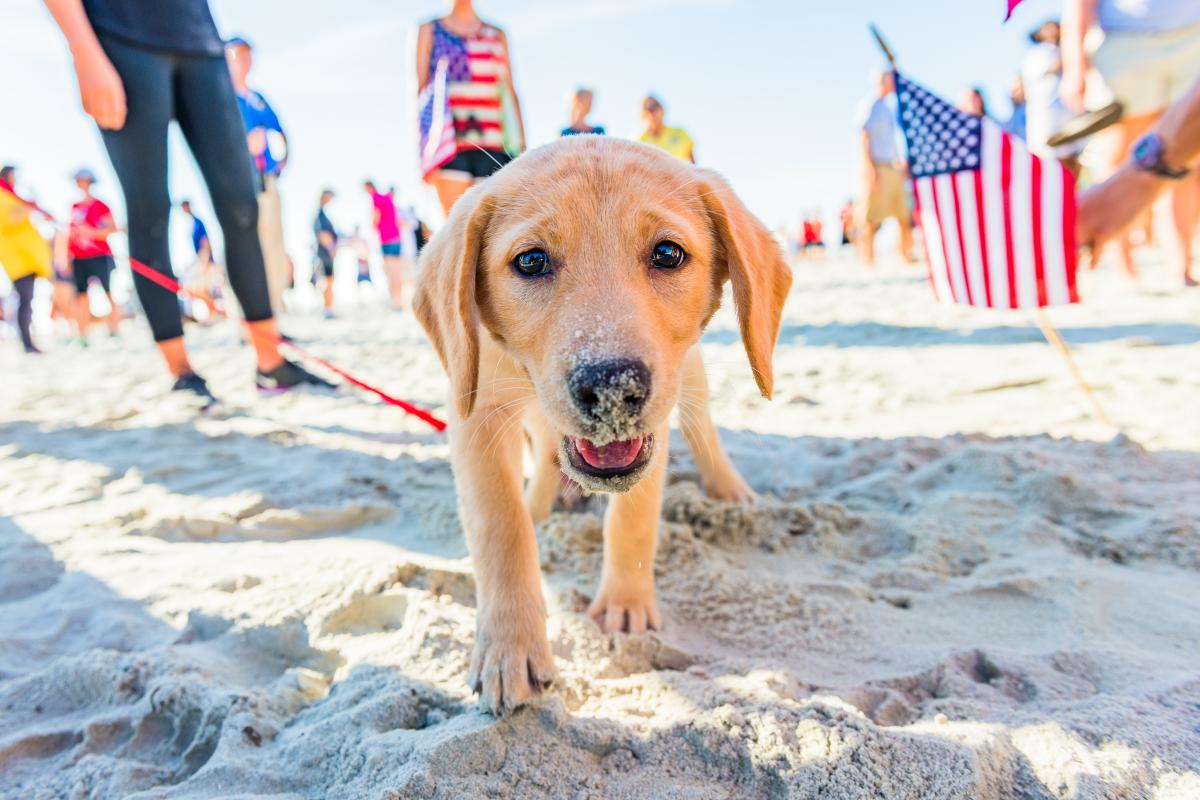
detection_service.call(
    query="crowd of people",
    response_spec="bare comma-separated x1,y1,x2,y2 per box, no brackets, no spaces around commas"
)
2,0,703,406
5,0,1200,402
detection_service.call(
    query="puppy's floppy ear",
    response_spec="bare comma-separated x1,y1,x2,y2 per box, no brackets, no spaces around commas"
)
696,169,793,399
413,187,493,419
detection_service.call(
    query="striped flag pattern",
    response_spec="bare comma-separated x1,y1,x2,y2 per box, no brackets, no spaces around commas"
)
418,58,458,179
895,72,1078,309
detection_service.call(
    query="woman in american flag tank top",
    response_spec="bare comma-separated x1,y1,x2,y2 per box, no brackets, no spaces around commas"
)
416,0,526,215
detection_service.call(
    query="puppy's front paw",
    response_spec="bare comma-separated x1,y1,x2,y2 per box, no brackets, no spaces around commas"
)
469,600,556,715
703,469,757,504
588,581,662,634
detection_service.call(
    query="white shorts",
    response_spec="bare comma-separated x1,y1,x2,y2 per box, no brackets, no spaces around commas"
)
1089,20,1200,118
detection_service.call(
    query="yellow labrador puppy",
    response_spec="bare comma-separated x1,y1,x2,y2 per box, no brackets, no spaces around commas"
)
414,136,791,713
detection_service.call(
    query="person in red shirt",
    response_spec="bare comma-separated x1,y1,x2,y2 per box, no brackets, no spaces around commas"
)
68,168,120,337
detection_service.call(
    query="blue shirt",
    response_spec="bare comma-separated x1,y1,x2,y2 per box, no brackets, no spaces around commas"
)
190,217,209,254
1006,104,1027,140
858,95,902,165
561,125,606,137
236,89,285,176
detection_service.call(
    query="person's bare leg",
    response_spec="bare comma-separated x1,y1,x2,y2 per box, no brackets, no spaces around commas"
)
104,292,120,334
73,292,92,338
323,275,334,312
898,218,916,264
1164,171,1200,284
431,173,472,216
245,319,285,372
384,256,404,308
859,223,878,268
1104,115,1158,279
158,337,193,377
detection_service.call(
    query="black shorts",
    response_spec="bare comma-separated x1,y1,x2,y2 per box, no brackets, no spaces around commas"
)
440,148,512,179
72,255,114,294
316,247,335,278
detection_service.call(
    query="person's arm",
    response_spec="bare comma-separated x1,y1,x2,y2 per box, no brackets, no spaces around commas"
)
1077,78,1200,255
319,230,336,250
497,29,526,151
416,22,433,93
1060,0,1096,113
42,0,126,129
861,130,876,189
79,208,117,241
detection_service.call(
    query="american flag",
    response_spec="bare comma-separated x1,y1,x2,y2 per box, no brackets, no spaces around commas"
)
418,57,458,179
895,72,1078,309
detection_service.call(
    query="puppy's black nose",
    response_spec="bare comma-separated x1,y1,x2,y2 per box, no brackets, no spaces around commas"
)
567,358,651,421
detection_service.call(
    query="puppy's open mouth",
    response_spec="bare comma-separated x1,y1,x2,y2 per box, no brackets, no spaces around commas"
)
563,434,654,482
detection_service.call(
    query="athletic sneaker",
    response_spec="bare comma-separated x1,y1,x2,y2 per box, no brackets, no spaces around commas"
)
172,372,218,407
255,359,337,394
1046,102,1123,148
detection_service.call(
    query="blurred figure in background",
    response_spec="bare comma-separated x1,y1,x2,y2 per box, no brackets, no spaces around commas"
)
640,94,695,162
363,180,405,309
1022,20,1083,173
51,229,78,333
416,0,525,215
1006,77,1027,138
856,71,915,268
226,35,291,316
42,0,332,404
1060,0,1200,285
179,199,221,323
959,86,988,117
348,226,373,293
67,167,120,339
801,212,825,261
839,199,856,251
0,165,52,354
561,87,605,136
313,188,338,319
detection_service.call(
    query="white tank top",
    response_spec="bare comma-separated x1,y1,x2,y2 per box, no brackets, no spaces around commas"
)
1100,0,1200,33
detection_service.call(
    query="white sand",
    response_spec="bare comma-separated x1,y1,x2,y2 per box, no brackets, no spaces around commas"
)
2,253,1198,799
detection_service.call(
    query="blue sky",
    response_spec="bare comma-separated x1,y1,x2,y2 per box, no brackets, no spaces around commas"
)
3,0,1060,267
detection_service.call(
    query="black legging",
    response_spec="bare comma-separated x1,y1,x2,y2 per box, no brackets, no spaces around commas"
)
12,274,35,351
97,35,273,342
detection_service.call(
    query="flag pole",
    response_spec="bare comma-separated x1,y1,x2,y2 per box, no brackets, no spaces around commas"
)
869,24,897,69
1033,308,1114,428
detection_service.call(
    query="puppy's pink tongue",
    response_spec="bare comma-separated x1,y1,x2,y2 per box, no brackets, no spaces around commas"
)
574,436,643,469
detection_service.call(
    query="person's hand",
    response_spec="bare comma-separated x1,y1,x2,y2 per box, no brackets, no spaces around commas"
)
74,47,126,130
1060,69,1086,114
246,129,267,157
1076,165,1164,268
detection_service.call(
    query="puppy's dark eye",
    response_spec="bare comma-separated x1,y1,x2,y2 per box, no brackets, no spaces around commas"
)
513,248,551,277
650,241,686,269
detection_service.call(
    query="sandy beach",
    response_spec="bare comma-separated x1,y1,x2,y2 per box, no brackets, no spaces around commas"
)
2,253,1198,799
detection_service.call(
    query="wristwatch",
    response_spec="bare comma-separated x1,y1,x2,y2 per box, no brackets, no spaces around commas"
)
1131,132,1191,180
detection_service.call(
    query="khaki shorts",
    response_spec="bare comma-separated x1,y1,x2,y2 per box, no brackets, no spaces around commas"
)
858,163,909,228
1090,20,1200,119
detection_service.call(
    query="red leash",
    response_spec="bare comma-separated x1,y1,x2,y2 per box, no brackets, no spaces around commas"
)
126,258,447,432
12,187,447,432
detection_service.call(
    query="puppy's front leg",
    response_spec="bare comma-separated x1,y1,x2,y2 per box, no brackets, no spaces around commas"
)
588,422,668,634
451,403,556,713
680,344,756,502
